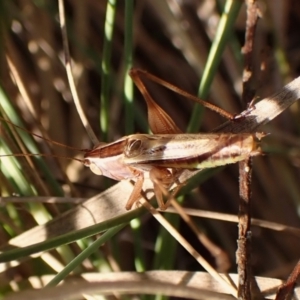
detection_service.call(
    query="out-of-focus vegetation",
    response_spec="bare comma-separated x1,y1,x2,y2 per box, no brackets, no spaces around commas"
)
1,0,300,298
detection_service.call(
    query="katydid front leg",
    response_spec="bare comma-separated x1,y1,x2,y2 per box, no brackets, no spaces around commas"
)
149,167,183,210
125,167,180,210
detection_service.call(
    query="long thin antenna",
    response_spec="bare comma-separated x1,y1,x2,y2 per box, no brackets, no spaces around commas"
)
0,117,86,153
0,153,85,164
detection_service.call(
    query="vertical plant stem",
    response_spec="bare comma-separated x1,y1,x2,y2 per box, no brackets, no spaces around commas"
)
123,1,146,275
188,0,242,133
58,0,98,145
124,0,134,135
237,158,253,299
100,0,117,142
237,1,260,298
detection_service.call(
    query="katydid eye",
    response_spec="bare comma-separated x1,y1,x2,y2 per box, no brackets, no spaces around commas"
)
125,139,142,158
89,162,103,176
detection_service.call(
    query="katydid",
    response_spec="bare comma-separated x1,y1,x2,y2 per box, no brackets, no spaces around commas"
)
0,69,265,210
83,69,264,210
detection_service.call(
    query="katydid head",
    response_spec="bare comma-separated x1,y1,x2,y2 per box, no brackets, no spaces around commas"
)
83,153,138,181
0,116,141,186
83,137,140,181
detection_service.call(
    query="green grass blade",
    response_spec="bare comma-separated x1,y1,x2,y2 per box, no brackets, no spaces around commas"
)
188,0,242,133
100,0,117,141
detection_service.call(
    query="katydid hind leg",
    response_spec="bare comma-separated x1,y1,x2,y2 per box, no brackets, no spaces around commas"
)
130,68,234,122
129,69,182,135
152,183,165,210
162,177,185,210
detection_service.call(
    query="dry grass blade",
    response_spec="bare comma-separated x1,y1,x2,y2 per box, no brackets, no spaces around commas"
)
141,199,238,297
216,77,300,134
164,207,300,238
4,280,232,300
4,271,300,300
57,0,98,145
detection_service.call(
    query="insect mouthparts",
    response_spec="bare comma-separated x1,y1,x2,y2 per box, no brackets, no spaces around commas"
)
83,159,91,167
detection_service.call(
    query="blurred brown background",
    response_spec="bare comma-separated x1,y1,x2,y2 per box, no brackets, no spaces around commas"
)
1,0,300,286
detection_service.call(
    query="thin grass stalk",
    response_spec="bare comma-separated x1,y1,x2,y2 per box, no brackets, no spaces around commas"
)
46,223,126,287
100,0,117,142
0,206,144,263
0,89,64,195
152,2,242,286
188,0,242,133
123,0,148,275
58,0,98,145
124,0,135,135
130,217,146,272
